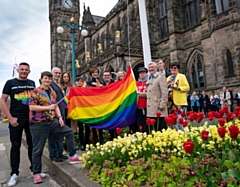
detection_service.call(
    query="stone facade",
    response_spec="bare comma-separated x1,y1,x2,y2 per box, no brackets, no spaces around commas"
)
49,0,240,94
49,0,80,71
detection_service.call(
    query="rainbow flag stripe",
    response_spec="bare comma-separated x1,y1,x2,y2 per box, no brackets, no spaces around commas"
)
68,66,137,130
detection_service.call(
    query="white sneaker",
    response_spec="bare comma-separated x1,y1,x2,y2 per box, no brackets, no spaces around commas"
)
8,174,18,187
31,172,47,178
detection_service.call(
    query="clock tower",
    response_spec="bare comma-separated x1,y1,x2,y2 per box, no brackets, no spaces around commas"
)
49,0,80,72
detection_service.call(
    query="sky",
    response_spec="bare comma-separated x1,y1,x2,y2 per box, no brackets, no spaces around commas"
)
0,0,118,92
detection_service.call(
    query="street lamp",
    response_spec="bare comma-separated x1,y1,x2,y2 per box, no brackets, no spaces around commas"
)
57,16,88,83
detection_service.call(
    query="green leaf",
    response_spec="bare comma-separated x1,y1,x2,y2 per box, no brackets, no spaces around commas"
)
228,169,240,179
137,175,148,183
224,160,234,170
234,162,240,168
221,173,229,181
128,173,134,181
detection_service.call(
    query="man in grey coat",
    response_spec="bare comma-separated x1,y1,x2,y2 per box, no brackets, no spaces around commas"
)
146,62,168,131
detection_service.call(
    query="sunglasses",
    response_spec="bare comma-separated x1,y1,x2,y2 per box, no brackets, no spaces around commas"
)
104,75,110,76
170,66,178,70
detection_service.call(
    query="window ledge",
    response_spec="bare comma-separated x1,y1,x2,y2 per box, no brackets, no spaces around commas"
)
224,74,236,78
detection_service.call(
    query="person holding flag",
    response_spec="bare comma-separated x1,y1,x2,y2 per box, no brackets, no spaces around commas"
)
29,71,82,184
86,67,104,144
75,77,90,150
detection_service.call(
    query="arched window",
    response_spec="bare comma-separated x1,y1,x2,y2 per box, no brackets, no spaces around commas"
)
164,59,170,74
189,53,205,88
227,49,234,76
182,0,201,28
215,0,229,14
158,0,169,39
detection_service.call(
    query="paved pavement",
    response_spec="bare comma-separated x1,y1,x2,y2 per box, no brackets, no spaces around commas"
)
0,121,101,187
0,122,64,187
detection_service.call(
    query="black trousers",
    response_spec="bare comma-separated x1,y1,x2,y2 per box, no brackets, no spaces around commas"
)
148,117,167,133
92,128,103,144
9,118,33,176
78,122,90,146
108,130,116,141
137,108,147,133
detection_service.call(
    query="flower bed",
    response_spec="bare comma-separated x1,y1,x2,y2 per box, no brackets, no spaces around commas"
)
82,107,240,187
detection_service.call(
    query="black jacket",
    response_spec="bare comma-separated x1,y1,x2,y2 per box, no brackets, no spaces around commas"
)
86,77,104,87
50,82,65,120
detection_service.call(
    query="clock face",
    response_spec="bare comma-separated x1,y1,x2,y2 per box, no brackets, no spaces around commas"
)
62,0,73,9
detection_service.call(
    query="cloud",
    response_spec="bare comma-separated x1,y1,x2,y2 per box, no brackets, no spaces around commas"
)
0,0,118,93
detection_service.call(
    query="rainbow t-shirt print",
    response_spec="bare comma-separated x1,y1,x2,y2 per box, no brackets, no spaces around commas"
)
14,90,32,105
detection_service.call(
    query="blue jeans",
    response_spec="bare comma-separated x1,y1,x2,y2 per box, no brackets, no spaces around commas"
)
30,119,76,174
173,113,184,131
48,133,64,159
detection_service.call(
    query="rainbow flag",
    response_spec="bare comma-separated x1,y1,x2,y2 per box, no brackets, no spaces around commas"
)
59,96,68,109
81,81,87,87
68,66,137,130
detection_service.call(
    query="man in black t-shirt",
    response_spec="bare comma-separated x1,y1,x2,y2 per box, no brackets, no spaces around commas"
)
0,62,35,187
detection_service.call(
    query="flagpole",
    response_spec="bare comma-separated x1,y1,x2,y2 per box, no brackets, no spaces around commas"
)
138,0,152,68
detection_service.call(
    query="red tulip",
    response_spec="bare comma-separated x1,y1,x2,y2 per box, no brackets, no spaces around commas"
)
116,128,122,135
201,130,209,141
179,118,184,124
235,106,240,112
228,125,240,139
146,118,151,126
150,119,156,126
183,140,194,154
214,112,221,118
181,112,185,117
197,117,202,123
219,109,225,117
164,116,175,126
156,111,161,118
182,121,189,127
226,113,235,122
208,112,214,121
223,105,229,112
139,125,143,131
217,127,227,138
218,118,226,127
198,112,204,119
188,114,194,122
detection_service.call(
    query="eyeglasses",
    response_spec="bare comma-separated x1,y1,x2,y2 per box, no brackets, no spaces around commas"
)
104,75,110,76
170,66,178,70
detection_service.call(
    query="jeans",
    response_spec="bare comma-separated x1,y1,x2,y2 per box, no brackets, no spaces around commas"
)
9,118,33,176
30,119,76,174
48,133,64,159
173,113,184,131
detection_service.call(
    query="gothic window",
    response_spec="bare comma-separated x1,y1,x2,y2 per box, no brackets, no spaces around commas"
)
158,0,169,39
189,53,205,88
183,0,201,28
237,0,240,7
215,0,229,14
227,49,234,76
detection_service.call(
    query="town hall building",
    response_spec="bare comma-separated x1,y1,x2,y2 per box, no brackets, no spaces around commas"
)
49,0,240,91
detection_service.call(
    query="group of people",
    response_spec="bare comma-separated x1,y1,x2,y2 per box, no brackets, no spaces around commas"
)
2,59,237,186
188,86,239,115
0,63,82,186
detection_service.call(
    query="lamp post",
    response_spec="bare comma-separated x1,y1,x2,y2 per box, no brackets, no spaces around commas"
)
57,16,88,83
